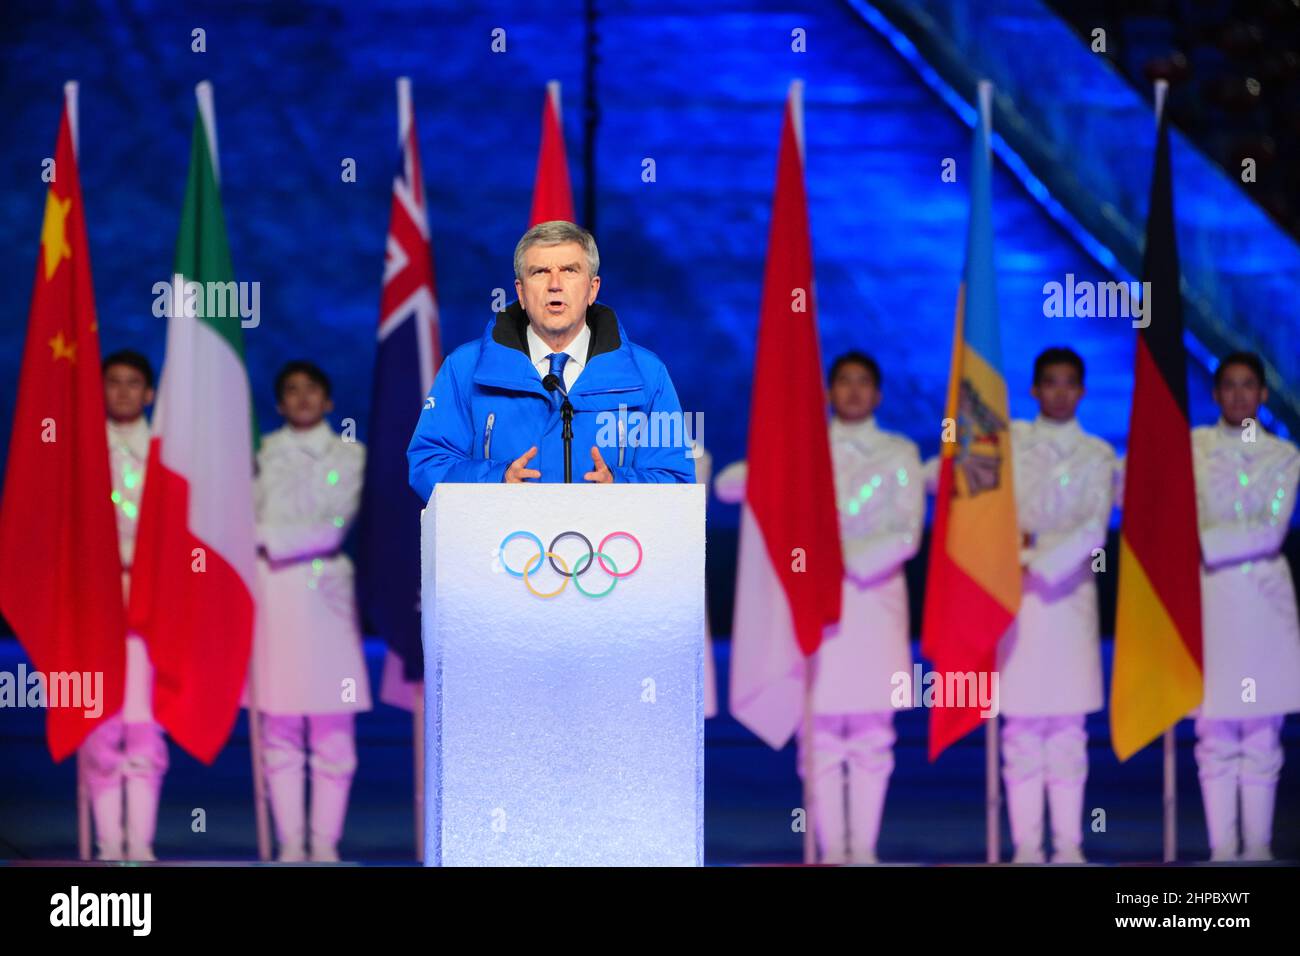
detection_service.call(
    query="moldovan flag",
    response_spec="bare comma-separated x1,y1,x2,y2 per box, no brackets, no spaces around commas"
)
1110,94,1202,761
921,82,1021,761
0,83,126,761
129,82,257,764
729,81,844,749
528,81,575,226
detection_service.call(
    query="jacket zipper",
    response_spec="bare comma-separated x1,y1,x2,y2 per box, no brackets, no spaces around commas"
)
483,412,496,458
618,419,626,468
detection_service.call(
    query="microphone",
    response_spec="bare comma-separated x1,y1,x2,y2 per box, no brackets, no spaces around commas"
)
542,373,567,398
542,374,575,483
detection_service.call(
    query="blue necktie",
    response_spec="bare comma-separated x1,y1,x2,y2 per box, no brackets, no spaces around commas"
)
547,352,570,392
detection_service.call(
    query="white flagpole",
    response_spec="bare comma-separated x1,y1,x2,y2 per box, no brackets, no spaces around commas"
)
395,75,427,863
1163,729,1176,861
974,78,1003,867
787,77,817,867
64,79,94,864
247,671,271,862
1151,76,1178,864
801,666,815,864
986,717,1000,862
77,755,92,860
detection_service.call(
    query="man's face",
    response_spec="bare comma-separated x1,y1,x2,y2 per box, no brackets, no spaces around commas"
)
1213,363,1267,428
829,363,880,422
1031,363,1083,422
103,364,153,423
277,372,333,430
514,241,600,343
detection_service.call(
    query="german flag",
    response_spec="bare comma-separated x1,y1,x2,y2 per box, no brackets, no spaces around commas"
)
1110,102,1203,761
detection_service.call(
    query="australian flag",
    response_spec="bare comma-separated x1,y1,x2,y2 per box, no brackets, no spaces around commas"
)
358,78,440,682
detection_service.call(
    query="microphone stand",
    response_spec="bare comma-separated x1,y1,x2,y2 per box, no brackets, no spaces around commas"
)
543,373,575,483
560,399,574,484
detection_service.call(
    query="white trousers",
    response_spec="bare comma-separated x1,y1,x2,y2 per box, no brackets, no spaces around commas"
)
261,713,357,862
798,712,895,863
1194,715,1284,861
1001,714,1087,862
79,715,168,861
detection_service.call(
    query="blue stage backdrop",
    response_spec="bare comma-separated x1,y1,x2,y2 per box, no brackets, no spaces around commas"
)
0,0,1283,537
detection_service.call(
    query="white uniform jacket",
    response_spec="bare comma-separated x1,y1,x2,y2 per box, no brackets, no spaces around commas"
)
246,422,372,716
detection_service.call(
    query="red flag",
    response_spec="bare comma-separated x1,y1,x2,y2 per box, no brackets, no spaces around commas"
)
0,83,126,761
528,81,575,226
728,81,844,748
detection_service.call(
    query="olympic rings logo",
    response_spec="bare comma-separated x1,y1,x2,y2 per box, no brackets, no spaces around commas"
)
496,530,643,599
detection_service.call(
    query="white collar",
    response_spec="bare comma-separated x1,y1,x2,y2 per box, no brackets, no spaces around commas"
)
526,322,590,372
830,416,883,448
108,415,150,437
279,420,335,451
1033,414,1083,442
107,416,151,453
1215,417,1245,439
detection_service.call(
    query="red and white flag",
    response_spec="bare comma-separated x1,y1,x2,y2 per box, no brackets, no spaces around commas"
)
528,80,575,226
728,81,844,748
128,82,257,764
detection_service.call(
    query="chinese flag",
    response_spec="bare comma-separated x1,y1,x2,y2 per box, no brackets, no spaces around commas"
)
0,84,125,761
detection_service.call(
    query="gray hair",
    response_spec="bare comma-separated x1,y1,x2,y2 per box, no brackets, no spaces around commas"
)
513,220,600,281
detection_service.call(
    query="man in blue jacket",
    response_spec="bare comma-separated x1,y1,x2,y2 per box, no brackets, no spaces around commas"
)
407,220,695,499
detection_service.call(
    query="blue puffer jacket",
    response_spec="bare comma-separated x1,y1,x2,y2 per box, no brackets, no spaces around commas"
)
407,301,695,500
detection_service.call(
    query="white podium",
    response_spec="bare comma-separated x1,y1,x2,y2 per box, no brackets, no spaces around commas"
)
420,483,705,866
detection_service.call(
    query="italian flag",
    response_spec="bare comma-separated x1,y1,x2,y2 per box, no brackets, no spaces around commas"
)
129,82,257,764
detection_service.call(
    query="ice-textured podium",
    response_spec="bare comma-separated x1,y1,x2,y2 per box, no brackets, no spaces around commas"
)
420,483,705,866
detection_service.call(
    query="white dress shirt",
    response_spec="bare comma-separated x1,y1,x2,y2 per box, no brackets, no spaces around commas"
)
526,321,590,393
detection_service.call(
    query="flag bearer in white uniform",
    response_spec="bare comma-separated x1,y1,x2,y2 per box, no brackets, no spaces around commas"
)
998,347,1116,864
717,351,922,863
1192,351,1300,862
80,350,168,862
248,361,372,863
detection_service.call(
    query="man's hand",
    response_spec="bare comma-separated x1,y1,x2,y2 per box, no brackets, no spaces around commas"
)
584,446,614,483
505,446,541,483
